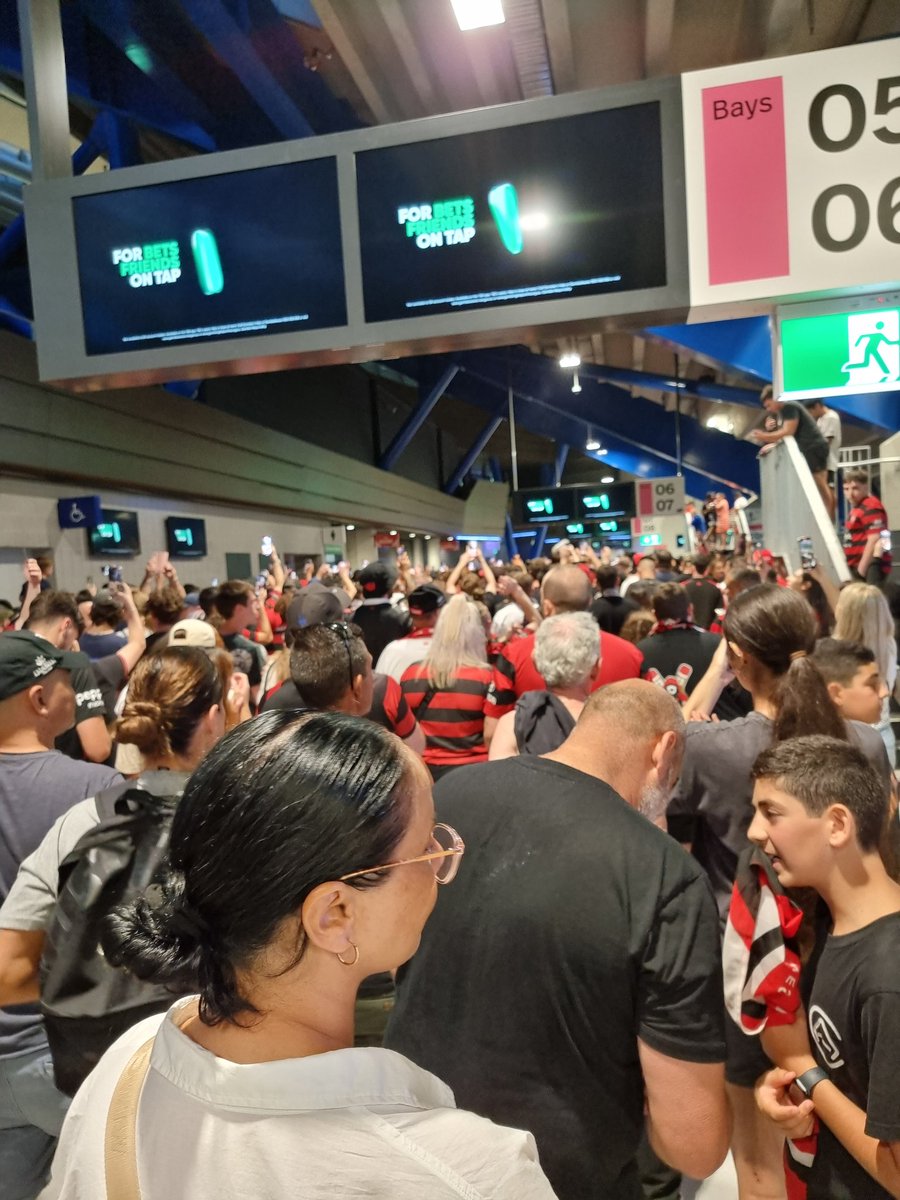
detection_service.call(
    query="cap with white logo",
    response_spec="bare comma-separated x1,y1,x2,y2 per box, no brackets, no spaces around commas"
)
0,631,83,702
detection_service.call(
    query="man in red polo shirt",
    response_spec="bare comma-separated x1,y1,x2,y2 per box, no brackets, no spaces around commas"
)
843,469,892,583
484,564,642,743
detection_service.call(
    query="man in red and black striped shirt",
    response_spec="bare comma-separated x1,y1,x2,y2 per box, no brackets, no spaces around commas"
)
843,470,892,583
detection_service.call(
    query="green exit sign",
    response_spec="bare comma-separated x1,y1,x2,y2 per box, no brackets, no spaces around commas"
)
778,302,900,401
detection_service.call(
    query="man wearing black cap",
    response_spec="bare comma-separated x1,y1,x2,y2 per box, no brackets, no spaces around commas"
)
375,584,445,681
351,562,411,664
0,631,122,1198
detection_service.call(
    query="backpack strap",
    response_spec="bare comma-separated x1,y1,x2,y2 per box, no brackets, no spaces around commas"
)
104,1036,154,1200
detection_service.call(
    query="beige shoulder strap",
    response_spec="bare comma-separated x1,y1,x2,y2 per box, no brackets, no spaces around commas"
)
104,1037,154,1200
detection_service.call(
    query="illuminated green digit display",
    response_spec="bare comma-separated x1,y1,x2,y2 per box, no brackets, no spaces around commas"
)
191,228,224,295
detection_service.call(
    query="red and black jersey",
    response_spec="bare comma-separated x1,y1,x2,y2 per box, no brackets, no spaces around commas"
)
845,495,891,573
400,664,493,767
369,673,416,740
486,628,642,717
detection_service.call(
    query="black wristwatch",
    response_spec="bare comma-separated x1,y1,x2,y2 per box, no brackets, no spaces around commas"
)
794,1067,829,1098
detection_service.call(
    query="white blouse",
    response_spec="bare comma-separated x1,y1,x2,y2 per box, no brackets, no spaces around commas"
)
41,997,556,1200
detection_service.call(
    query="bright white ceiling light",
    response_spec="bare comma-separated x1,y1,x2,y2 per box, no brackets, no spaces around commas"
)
451,0,505,31
409,533,416,538
585,436,601,451
389,530,398,536
706,413,735,435
559,352,581,369
345,524,355,531
601,475,614,483
424,535,432,540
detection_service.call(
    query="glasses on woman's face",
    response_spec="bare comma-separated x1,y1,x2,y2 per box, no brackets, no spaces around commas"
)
340,823,465,886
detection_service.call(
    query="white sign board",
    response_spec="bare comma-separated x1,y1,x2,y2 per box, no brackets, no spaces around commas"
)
682,39,900,308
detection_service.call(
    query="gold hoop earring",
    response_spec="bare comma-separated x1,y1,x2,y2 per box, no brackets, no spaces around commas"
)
336,941,359,967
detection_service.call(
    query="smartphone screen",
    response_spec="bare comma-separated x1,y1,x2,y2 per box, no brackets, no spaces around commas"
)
798,537,816,570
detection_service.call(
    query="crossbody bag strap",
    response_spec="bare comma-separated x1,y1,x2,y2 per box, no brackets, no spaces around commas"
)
104,1036,154,1200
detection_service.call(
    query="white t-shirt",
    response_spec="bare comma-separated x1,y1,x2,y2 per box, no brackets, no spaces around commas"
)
374,632,433,682
816,406,842,471
40,998,555,1200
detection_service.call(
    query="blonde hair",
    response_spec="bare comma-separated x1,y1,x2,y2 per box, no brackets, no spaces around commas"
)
420,594,488,689
834,582,897,693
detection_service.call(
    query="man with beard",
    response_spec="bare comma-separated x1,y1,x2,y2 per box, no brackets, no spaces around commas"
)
386,680,729,1200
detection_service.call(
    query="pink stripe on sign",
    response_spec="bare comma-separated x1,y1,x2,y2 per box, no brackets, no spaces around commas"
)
702,76,789,285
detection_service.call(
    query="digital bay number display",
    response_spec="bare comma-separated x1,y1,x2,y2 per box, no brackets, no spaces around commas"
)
73,160,347,356
356,104,667,323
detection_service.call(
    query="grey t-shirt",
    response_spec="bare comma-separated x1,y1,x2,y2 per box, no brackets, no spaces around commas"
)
667,713,891,922
0,750,121,1057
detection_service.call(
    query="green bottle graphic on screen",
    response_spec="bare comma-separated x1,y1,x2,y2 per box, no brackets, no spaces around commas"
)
191,228,224,295
488,183,523,255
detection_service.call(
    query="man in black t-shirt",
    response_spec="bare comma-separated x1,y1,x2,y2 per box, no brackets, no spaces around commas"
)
750,737,900,1199
753,385,834,518
681,552,721,630
387,681,729,1200
351,562,411,664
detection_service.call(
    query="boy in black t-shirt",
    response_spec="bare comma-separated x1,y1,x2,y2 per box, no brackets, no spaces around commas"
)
748,736,900,1199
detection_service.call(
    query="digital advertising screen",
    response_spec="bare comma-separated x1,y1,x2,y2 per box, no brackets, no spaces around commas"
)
356,103,667,323
165,516,208,559
86,509,141,557
511,485,637,527
73,159,347,356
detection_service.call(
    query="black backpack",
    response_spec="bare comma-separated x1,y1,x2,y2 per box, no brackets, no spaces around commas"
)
40,774,192,1096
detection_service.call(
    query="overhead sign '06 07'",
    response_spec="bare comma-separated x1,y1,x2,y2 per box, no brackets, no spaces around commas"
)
807,76,900,253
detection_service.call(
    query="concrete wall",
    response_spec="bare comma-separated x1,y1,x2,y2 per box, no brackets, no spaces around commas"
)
0,474,333,602
0,334,473,546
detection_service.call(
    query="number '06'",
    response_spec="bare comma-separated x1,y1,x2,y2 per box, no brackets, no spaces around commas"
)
808,76,900,252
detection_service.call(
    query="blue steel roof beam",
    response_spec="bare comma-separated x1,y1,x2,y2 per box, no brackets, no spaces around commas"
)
449,349,761,492
0,9,217,152
444,404,508,495
645,317,774,382
379,364,459,471
178,0,315,139
78,0,220,149
403,356,758,498
239,0,363,133
577,361,762,408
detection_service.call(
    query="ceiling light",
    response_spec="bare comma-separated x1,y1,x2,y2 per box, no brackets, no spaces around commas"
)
706,413,735,434
424,535,432,540
559,352,581,369
451,0,505,31
389,530,398,536
601,475,614,483
345,524,355,531
586,436,601,452
409,533,416,538
571,373,582,394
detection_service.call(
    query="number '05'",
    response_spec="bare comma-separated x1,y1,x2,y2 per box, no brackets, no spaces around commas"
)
808,76,900,252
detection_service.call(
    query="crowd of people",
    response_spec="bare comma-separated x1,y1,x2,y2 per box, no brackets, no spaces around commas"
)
0,514,897,1200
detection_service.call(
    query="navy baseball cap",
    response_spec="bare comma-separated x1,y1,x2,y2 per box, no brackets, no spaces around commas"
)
0,631,82,702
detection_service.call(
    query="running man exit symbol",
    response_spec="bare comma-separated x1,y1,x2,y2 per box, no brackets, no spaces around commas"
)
842,311,900,385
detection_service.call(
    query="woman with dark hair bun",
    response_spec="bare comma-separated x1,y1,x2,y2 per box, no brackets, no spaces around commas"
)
40,710,555,1200
668,584,892,1200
